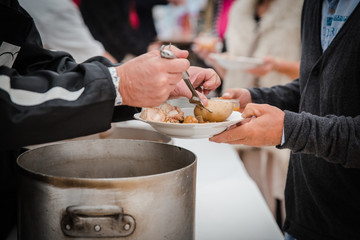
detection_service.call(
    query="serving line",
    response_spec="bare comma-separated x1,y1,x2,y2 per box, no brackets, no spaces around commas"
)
116,120,284,240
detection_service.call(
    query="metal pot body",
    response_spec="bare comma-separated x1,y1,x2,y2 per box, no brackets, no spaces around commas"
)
17,139,196,240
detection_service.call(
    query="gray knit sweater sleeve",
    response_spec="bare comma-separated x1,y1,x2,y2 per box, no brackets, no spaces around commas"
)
249,79,300,112
249,79,360,168
280,111,360,168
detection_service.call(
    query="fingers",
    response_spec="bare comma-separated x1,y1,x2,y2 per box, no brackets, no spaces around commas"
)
166,72,184,85
210,124,248,144
169,78,209,105
158,45,189,59
188,67,221,91
202,70,221,91
222,91,234,99
149,46,190,73
221,88,242,99
241,103,263,118
210,104,260,143
172,48,189,59
209,104,264,143
262,56,277,65
116,50,185,107
161,58,190,73
210,103,285,146
149,51,190,80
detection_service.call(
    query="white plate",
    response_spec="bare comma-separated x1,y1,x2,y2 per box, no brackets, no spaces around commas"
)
134,108,245,139
210,53,264,70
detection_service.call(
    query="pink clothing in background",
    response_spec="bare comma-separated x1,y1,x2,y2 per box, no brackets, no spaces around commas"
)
216,0,235,40
72,0,81,7
129,1,139,30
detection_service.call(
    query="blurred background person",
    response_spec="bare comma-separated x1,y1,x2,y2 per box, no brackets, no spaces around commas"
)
192,0,303,228
192,0,236,94
222,0,302,90
79,0,148,62
18,0,117,63
134,0,186,51
222,0,303,228
193,0,302,91
79,0,186,62
193,0,235,51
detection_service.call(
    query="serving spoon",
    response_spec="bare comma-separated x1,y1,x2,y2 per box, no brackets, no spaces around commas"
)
160,44,212,113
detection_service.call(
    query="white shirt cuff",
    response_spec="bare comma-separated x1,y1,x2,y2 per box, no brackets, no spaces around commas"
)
108,67,123,106
280,128,285,146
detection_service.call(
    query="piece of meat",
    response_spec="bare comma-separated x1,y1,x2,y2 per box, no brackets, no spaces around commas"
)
159,102,175,115
140,103,185,123
165,106,184,123
140,108,166,122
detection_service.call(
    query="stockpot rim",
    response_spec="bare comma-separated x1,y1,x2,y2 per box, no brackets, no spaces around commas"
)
16,139,197,188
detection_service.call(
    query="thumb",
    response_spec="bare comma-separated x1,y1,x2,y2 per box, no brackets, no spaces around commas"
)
241,103,262,118
221,92,233,99
166,45,189,59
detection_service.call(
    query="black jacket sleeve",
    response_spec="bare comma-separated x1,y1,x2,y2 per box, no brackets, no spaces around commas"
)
0,2,137,150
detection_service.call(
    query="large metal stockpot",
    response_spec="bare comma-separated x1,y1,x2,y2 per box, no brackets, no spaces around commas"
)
17,139,196,240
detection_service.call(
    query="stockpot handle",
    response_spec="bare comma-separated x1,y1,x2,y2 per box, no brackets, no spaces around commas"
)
61,204,136,238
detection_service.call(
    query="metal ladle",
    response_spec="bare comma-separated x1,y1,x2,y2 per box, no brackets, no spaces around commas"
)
160,44,212,113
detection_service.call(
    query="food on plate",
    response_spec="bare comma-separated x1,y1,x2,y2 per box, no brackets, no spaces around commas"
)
194,99,233,122
183,115,198,123
140,103,184,123
211,97,240,111
139,107,166,122
140,101,234,124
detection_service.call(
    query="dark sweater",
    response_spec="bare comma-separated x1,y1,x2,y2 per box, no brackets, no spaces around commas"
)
249,1,360,239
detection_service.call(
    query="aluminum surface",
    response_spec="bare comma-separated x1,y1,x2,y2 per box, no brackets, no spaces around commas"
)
17,139,196,240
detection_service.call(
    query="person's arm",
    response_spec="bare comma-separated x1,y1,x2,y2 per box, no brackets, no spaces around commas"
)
213,81,360,168
246,57,300,80
280,111,360,168
0,4,137,149
1,2,220,150
249,79,301,112
1,52,119,150
2,32,217,151
211,100,360,168
272,58,300,80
